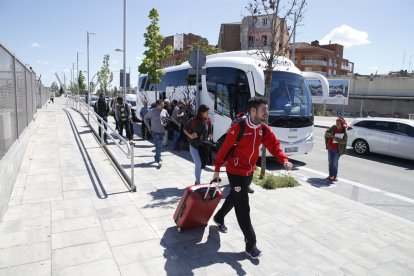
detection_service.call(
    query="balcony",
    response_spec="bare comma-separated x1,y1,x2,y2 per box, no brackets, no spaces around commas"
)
301,60,328,66
341,65,352,71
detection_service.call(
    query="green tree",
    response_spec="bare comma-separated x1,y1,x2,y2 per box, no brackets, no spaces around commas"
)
78,71,86,93
98,54,112,95
247,0,306,178
50,81,59,92
176,38,222,65
138,8,173,86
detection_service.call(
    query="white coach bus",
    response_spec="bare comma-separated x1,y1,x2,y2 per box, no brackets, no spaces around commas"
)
137,51,329,155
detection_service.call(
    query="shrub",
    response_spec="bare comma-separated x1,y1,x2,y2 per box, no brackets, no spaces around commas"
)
253,169,299,190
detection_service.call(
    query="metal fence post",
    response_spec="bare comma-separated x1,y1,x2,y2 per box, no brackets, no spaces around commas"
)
13,53,19,139
130,141,136,192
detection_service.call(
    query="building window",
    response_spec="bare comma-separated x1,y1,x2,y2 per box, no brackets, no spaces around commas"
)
262,18,268,26
262,35,268,46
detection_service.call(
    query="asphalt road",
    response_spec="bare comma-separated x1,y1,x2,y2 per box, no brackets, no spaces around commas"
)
263,127,414,222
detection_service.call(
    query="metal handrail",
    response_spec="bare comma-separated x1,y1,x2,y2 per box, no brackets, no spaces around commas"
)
66,96,136,192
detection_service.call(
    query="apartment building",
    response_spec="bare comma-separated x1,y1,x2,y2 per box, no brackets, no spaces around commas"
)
290,40,353,76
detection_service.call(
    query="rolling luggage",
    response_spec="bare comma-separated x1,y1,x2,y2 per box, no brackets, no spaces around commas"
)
173,181,222,232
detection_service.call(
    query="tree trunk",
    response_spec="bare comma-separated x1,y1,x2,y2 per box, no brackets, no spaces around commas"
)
260,66,273,179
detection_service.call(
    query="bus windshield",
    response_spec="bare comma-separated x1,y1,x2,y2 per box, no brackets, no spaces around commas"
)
267,71,313,127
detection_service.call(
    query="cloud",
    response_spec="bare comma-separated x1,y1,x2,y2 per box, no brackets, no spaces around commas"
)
320,25,370,48
30,42,41,47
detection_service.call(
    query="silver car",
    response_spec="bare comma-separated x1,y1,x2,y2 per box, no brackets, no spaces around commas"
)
347,117,414,160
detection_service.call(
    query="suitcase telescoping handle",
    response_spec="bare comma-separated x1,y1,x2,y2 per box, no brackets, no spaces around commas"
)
204,178,221,200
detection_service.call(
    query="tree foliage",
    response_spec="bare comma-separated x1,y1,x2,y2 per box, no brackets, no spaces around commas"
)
50,81,59,92
78,71,86,92
138,8,173,85
98,54,112,94
176,38,222,65
246,0,307,178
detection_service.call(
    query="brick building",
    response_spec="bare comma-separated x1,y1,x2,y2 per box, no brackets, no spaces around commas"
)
217,23,241,51
290,40,353,76
160,33,206,66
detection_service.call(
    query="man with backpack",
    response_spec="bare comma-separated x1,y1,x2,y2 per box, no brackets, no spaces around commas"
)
212,96,293,260
114,97,133,143
94,94,109,143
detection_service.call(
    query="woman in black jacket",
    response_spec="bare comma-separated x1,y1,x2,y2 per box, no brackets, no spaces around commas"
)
183,105,212,184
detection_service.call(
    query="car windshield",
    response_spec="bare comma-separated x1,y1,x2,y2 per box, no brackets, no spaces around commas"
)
267,72,313,127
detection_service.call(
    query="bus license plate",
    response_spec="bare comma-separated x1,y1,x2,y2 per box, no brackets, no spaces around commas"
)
285,147,298,153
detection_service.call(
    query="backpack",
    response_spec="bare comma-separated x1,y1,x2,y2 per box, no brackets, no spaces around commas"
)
215,117,266,160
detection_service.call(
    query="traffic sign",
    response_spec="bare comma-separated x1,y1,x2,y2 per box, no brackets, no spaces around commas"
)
188,49,206,69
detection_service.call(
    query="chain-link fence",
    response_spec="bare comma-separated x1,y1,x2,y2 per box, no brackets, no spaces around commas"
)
0,43,49,159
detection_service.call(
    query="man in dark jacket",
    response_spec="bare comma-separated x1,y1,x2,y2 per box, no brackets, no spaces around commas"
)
94,94,109,143
212,96,293,260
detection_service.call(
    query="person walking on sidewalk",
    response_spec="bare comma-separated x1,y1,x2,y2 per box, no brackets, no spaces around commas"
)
172,100,186,151
162,99,173,146
94,93,110,143
115,97,133,143
183,104,212,184
144,99,169,168
139,101,150,139
324,117,348,182
212,96,293,260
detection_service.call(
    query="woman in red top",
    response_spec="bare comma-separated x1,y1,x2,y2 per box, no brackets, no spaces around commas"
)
324,117,348,181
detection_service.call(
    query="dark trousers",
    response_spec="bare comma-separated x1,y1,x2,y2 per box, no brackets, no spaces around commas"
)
141,122,149,139
118,119,132,140
98,117,108,141
214,172,256,251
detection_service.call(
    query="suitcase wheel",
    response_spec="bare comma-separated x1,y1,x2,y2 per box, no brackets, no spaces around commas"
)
177,227,182,233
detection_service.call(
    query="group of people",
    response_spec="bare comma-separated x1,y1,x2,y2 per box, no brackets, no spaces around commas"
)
93,94,134,144
95,93,348,260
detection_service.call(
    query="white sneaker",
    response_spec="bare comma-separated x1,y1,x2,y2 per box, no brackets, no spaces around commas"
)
119,140,125,145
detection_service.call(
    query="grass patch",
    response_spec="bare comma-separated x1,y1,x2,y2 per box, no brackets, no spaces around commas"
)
252,168,300,189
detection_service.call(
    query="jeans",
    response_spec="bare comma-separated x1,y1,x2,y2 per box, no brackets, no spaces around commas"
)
172,130,181,150
328,149,340,177
152,132,165,163
97,117,108,141
189,144,202,184
214,173,256,251
163,129,169,145
118,119,132,140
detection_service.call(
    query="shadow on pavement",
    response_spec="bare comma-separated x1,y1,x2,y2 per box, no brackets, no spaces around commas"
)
161,225,256,275
345,149,414,170
307,177,334,188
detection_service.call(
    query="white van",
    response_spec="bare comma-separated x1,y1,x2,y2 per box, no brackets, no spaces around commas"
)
125,94,138,121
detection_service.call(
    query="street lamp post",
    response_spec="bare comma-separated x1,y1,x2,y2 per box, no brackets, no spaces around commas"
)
115,0,127,101
76,52,81,96
87,31,95,124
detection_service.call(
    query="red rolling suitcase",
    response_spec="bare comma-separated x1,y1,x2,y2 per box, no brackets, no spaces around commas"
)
173,182,222,232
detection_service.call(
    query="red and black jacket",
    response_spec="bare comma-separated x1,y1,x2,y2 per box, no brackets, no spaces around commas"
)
214,116,288,176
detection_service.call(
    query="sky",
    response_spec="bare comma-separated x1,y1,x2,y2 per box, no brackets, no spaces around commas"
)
1,0,413,88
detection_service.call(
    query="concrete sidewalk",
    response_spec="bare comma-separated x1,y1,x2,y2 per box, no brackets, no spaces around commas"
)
0,97,413,275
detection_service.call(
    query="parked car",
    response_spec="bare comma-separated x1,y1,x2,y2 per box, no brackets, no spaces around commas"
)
347,118,414,160
89,95,99,107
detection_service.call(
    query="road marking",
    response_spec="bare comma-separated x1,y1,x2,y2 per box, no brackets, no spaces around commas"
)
296,166,414,204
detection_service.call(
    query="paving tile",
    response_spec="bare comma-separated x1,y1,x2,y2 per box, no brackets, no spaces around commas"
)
51,197,94,211
53,258,120,276
0,260,51,276
2,202,50,221
106,225,158,247
51,205,96,221
119,256,187,276
52,227,106,249
372,259,414,276
52,215,100,233
0,216,50,234
99,214,148,232
112,239,164,266
52,241,113,269
0,242,50,268
0,227,50,249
